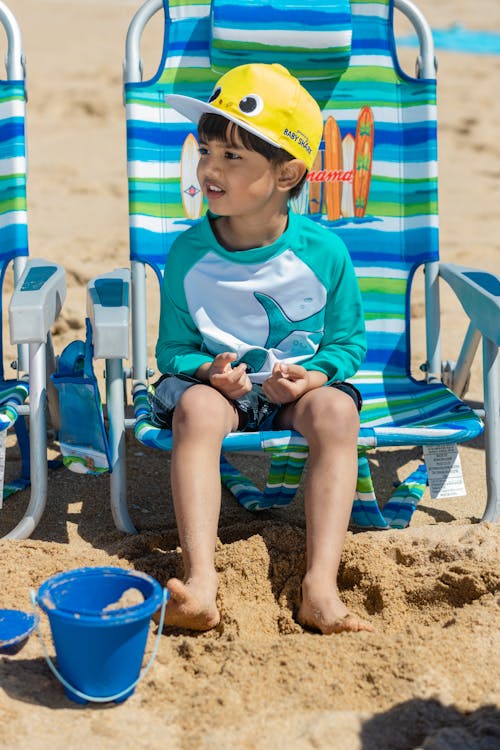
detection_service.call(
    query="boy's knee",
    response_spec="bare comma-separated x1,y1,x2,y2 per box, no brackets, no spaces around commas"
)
298,388,359,441
173,384,230,430
175,384,213,418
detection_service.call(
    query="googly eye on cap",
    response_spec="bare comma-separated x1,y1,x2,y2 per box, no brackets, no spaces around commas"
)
238,94,263,116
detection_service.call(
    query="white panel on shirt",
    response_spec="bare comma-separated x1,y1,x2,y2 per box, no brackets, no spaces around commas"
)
184,249,327,383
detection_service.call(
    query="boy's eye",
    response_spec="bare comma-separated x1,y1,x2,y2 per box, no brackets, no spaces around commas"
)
198,146,209,156
224,151,241,160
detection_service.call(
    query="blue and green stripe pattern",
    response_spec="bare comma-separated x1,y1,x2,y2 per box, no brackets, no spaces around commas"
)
210,0,352,79
0,81,29,380
0,75,30,499
127,0,483,527
0,381,28,431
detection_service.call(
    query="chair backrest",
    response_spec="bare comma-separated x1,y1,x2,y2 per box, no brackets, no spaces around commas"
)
0,3,28,380
125,0,438,379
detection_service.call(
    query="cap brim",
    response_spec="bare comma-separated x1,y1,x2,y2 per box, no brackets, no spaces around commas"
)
165,94,282,150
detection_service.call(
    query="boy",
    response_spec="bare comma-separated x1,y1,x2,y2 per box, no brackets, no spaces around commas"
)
153,63,373,634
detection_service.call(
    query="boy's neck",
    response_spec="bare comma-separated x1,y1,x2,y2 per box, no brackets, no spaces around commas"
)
213,209,289,252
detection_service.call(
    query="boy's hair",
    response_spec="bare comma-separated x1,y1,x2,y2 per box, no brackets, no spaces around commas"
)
198,112,307,200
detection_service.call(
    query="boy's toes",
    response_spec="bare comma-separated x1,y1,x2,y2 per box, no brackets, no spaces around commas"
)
325,612,375,634
297,603,374,635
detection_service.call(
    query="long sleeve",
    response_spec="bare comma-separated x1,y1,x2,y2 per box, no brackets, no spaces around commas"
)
300,240,366,383
156,266,213,375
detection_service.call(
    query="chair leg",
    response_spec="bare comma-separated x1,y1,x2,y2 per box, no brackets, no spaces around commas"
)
106,358,136,533
482,336,500,522
4,343,47,539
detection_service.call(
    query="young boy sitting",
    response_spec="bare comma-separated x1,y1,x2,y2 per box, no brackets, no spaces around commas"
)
152,63,373,634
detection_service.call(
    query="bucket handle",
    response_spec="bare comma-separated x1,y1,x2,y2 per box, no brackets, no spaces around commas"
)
30,587,168,704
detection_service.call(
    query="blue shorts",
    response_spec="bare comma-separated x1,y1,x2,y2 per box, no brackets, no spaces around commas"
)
149,373,362,432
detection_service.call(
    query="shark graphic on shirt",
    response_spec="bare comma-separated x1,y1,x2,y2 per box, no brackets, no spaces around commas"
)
237,291,325,374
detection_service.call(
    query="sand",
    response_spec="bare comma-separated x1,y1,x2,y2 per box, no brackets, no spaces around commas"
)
0,1,499,748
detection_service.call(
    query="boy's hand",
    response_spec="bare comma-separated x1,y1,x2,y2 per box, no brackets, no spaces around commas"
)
208,352,252,399
262,362,311,404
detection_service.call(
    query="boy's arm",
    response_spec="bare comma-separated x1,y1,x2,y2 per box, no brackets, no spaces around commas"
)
156,284,252,399
301,249,366,383
155,279,213,376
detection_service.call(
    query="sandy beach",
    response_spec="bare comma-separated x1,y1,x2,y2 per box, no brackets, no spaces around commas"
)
0,1,499,748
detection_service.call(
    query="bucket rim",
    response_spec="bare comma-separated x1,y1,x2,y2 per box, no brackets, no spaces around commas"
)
36,566,164,623
0,609,39,653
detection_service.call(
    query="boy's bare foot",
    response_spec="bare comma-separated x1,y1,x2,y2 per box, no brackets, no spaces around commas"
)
298,578,374,635
162,577,220,631
298,606,374,634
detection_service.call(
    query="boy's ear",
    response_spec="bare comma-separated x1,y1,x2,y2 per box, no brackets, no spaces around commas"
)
277,159,307,192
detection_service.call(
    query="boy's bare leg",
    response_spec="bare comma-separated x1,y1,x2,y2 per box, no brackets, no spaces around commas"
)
165,384,239,630
276,388,374,634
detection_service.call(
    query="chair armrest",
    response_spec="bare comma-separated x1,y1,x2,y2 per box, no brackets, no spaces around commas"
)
9,259,66,344
87,269,131,359
439,263,500,347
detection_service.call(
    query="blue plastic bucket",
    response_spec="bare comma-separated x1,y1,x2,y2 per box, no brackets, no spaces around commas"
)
36,566,165,704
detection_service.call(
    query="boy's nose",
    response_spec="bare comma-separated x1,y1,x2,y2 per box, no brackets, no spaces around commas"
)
198,156,220,179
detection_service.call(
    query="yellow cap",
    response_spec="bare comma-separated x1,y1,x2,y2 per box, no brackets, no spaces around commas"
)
166,63,323,170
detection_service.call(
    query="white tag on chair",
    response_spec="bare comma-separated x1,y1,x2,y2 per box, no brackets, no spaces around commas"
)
0,430,6,509
423,444,466,499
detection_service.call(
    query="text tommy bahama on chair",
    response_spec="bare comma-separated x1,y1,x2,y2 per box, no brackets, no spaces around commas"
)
0,1,66,540
66,0,498,533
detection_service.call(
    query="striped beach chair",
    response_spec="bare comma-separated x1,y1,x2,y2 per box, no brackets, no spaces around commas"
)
83,0,498,532
0,2,66,539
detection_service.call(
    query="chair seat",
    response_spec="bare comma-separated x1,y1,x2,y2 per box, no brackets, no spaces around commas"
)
356,373,483,446
133,374,483,454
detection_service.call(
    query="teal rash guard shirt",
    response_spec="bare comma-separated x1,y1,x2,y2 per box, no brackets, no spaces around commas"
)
156,211,366,385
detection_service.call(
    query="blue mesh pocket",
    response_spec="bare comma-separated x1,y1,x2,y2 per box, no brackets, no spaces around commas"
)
51,320,110,475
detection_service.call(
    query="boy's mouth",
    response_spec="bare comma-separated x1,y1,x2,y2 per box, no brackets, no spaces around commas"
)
205,183,225,198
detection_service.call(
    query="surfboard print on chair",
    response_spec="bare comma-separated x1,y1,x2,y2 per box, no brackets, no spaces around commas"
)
180,133,203,220
353,106,374,218
341,133,355,218
323,116,343,222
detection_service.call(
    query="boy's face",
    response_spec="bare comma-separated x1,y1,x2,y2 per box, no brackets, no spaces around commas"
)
197,128,285,219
